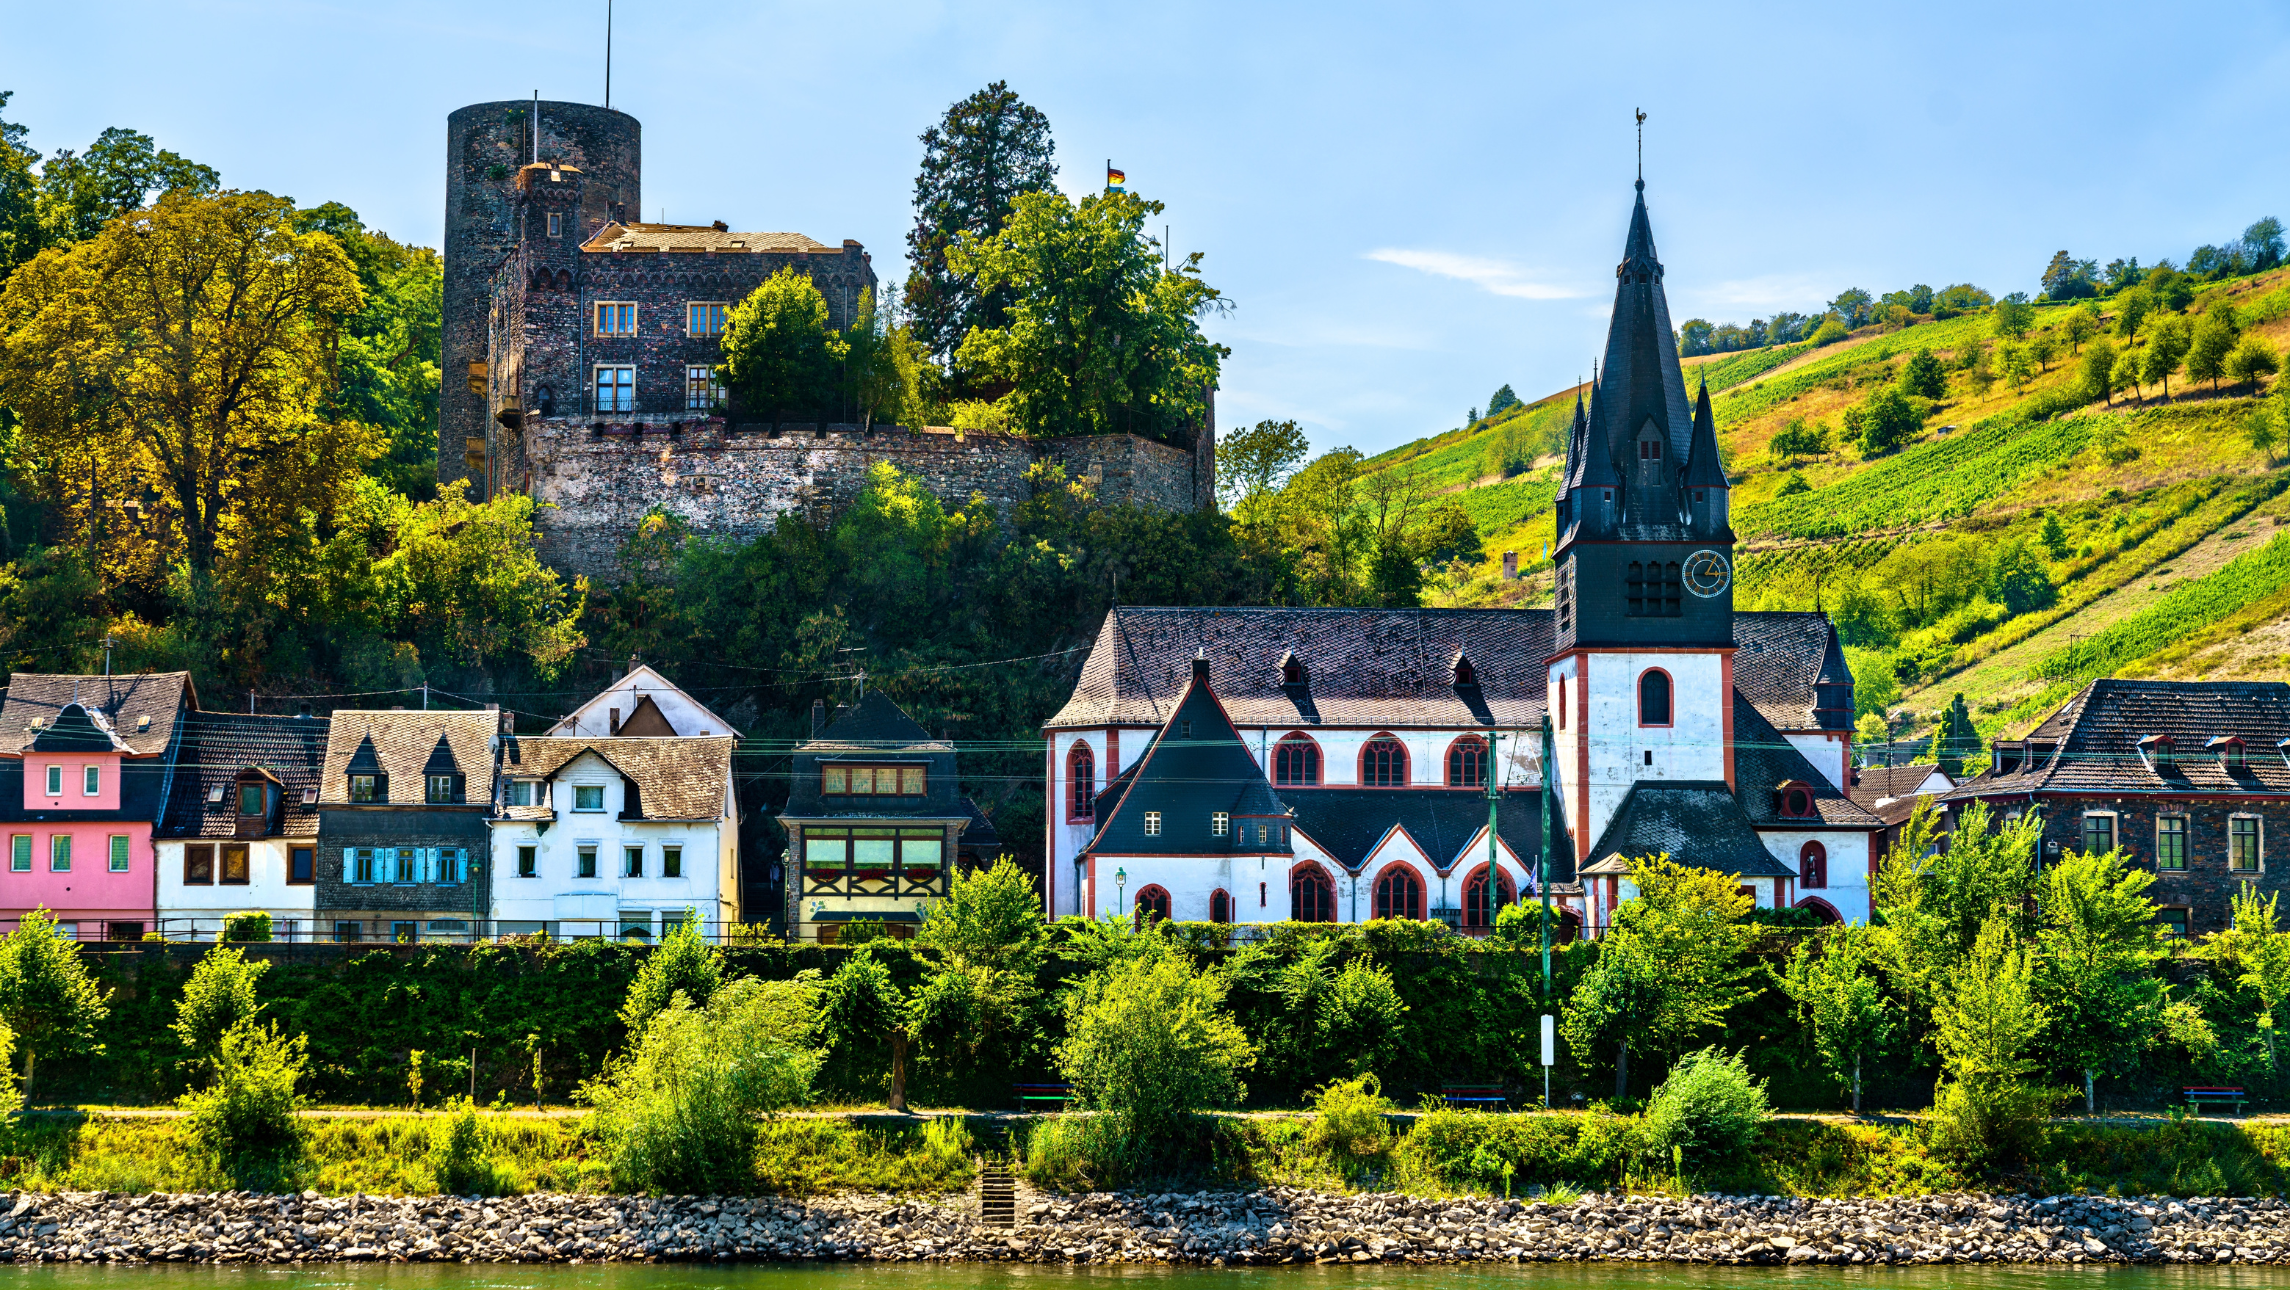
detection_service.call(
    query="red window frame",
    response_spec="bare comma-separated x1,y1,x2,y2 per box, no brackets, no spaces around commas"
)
1291,864,1336,923
1274,733,1322,787
1359,735,1409,788
1446,735,1487,788
1460,864,1516,930
1373,866,1424,921
1638,668,1673,727
1209,888,1232,924
1133,884,1171,926
1799,840,1827,889
1067,741,1096,822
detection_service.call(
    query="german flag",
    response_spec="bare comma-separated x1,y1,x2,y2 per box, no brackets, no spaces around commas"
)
1105,166,1126,193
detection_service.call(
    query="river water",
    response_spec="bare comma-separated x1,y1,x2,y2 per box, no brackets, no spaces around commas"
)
2,1267,2288,1290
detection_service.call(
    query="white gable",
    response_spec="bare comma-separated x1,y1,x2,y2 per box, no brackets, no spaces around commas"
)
546,665,739,738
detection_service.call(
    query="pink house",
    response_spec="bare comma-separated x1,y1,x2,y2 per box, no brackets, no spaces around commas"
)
0,673,195,941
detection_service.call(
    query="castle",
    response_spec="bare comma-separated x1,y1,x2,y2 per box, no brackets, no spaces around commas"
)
441,99,1213,577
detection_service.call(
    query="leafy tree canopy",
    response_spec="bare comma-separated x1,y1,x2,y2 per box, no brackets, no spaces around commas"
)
902,82,1058,372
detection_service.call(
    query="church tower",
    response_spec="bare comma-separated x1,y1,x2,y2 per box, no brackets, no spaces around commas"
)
1548,180,1740,866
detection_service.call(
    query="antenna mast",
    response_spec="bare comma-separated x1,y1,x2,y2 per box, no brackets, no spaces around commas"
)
605,0,613,108
1635,107,1647,183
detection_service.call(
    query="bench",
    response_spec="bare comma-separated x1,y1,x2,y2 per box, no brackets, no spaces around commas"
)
1441,1083,1507,1110
2185,1086,2248,1114
1014,1082,1075,1109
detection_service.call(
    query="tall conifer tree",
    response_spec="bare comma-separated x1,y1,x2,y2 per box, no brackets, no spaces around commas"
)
902,82,1057,377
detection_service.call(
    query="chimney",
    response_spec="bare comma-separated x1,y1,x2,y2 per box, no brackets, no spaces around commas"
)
1502,551,1519,580
297,703,314,719
810,699,826,738
608,707,621,735
1191,655,1211,684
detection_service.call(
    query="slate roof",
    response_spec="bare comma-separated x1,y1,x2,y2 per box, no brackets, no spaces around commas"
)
1849,763,1955,827
581,222,837,255
0,672,191,756
1581,782,1800,878
959,798,1003,853
1944,679,2290,798
1286,790,1558,878
495,736,733,821
1087,659,1294,857
319,710,499,806
160,712,328,838
1732,695,1883,829
808,691,948,751
543,664,742,738
28,703,129,753
1732,613,1849,731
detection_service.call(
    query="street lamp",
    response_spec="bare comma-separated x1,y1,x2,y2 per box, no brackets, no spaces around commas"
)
1115,867,1127,919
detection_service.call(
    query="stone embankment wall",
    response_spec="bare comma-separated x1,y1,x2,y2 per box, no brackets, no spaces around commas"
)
9,1186,2289,1265
496,419,1213,578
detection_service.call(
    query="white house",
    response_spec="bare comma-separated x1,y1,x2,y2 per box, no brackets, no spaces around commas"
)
488,736,738,938
544,663,740,739
154,712,328,941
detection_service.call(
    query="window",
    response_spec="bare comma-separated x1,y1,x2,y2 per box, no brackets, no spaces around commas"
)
1447,736,1487,788
578,846,599,878
1777,782,1815,819
546,211,562,238
43,766,59,796
9,836,28,873
349,774,378,803
238,783,264,816
625,845,644,878
288,847,315,885
1639,670,1673,726
1461,867,1516,929
105,922,143,942
517,845,538,878
594,365,634,413
1557,676,1567,728
2232,817,2262,872
1212,812,1230,837
507,780,537,807
1360,737,1408,787
83,765,100,796
1274,734,1321,787
687,302,727,337
822,766,927,795
349,847,374,884
2083,814,2116,855
435,848,465,884
1626,561,1684,617
619,911,654,942
1639,436,1663,460
661,910,689,936
1374,867,1424,921
391,922,417,943
334,921,363,943
2149,740,2176,772
1282,656,1306,685
1291,866,1335,923
392,847,419,882
1068,743,1096,820
685,365,723,410
220,844,249,885
426,774,457,805
595,302,637,336
662,845,682,878
1134,885,1171,926
184,844,215,885
1143,811,1162,837
2226,742,2248,771
49,835,70,872
1209,889,1232,924
1799,841,1827,889
2157,908,2191,939
574,785,605,812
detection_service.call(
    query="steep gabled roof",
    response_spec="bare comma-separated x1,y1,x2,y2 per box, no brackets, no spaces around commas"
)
320,710,498,806
1683,377,1728,488
1732,612,1849,731
1581,781,1799,878
1945,679,2290,798
160,712,328,838
1287,790,1554,877
805,690,944,751
495,736,735,821
1588,183,1695,478
27,702,129,754
542,664,742,738
0,672,191,756
1087,659,1291,857
1732,694,1883,828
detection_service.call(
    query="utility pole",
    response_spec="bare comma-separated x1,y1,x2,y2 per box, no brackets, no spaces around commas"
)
1539,714,1555,997
1484,730,1502,934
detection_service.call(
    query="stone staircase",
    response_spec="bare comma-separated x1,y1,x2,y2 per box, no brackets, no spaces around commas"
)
977,1121,1017,1229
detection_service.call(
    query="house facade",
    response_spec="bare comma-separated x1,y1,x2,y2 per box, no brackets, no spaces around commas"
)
155,712,329,940
1849,762,1956,864
779,693,1000,944
489,735,739,938
314,709,501,942
1942,679,2290,937
543,663,741,739
0,673,194,940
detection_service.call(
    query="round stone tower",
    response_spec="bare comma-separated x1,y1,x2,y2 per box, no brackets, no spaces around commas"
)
442,100,640,492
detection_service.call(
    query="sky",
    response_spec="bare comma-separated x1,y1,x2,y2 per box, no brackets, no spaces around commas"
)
6,0,2289,459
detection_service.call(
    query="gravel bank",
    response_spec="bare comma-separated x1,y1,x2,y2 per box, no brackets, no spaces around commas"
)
5,1187,2290,1264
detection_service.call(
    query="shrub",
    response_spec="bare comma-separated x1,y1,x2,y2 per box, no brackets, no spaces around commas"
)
1641,1047,1770,1171
1809,318,1850,346
1776,470,1812,497
1306,1074,1395,1160
1056,946,1254,1143
172,944,269,1073
619,912,723,1034
428,1097,506,1195
178,1020,308,1163
220,911,272,942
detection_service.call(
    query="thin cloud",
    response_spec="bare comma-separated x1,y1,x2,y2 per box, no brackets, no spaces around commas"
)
1363,248,1582,300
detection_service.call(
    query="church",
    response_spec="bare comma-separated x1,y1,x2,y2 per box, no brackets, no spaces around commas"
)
1042,181,1883,933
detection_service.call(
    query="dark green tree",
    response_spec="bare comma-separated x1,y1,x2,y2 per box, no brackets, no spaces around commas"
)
34,125,217,249
2041,252,2096,300
0,91,38,276
2039,512,2070,560
1986,539,2055,615
1936,694,1981,777
901,82,1058,370
1853,386,1923,454
2186,308,2241,390
1486,383,1521,417
720,266,846,416
2247,217,2286,272
1900,347,1948,399
1992,292,2035,340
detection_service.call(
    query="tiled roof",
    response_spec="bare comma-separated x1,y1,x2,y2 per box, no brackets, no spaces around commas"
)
805,691,946,751
28,704,129,753
581,222,836,254
497,736,733,821
1287,790,1556,877
1087,661,1293,857
1944,679,2290,798
1732,694,1883,828
0,672,190,756
959,797,1003,851
319,710,498,806
161,712,328,838
1046,608,1841,733
1582,782,1800,878
1849,763,1954,826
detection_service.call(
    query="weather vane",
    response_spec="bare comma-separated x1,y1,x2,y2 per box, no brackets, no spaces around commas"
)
1635,108,1647,183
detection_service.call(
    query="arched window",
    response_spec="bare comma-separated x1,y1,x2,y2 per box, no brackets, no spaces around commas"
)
1639,669,1672,726
1209,889,1232,924
1067,742,1096,821
1446,736,1487,788
1274,733,1322,787
1373,867,1423,921
1360,736,1409,787
1291,866,1335,923
1460,866,1517,930
1799,840,1828,889
1133,885,1171,926
1795,896,1842,924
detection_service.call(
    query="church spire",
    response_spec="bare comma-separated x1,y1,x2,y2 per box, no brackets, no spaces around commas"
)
1684,374,1727,489
1567,179,1693,528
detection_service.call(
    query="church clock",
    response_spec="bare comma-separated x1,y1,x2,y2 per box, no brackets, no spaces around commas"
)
1682,549,1732,598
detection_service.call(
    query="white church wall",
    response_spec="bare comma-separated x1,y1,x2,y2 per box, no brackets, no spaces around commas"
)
1578,652,1728,851
1782,731,1850,792
1758,828,1874,923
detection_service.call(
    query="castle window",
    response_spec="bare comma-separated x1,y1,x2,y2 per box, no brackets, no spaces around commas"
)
1639,437,1662,459
594,302,637,336
1360,736,1408,787
1638,669,1672,727
1274,734,1321,787
685,365,723,410
594,365,634,413
1625,561,1684,617
687,302,728,337
1291,865,1335,923
1461,866,1515,929
1133,885,1171,926
546,212,562,239
1447,736,1487,788
1777,782,1816,819
1374,866,1424,920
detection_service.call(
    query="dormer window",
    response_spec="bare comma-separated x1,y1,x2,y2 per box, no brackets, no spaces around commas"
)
1281,653,1306,686
1776,780,1816,819
2211,736,2248,771
1638,437,1662,460
2140,735,2176,772
1452,653,1477,687
349,774,378,803
238,783,265,816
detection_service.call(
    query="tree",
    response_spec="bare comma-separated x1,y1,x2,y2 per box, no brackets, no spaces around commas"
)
2030,333,2058,373
1767,417,1829,464
1872,800,2040,1024
0,909,110,1103
2226,336,2281,390
1992,292,2035,340
951,190,1226,442
2246,408,2282,463
902,82,1058,369
0,92,38,275
0,189,365,576
2113,349,2143,403
621,915,724,1036
1217,418,1310,516
1994,340,2035,390
172,945,269,1076
1675,319,1715,356
2145,315,2194,399
2210,888,2290,1072
2112,285,2155,341
1808,317,1850,346
294,201,443,496
2041,251,2097,300
824,944,978,1112
1899,347,1948,399
1055,944,1253,1141
2039,512,2070,560
1828,288,1874,326
2035,848,2163,1112
1986,538,2055,614
2187,310,2241,390
1929,920,2059,1164
1935,283,1994,314
1486,383,1521,417
2248,217,2287,272
33,125,219,250
1611,855,1762,1065
1777,927,1896,1112
2063,302,2099,354
1561,931,1665,1097
721,266,846,417
1935,693,1982,776
1852,385,1923,454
